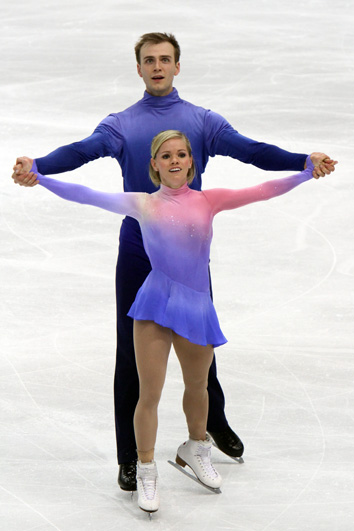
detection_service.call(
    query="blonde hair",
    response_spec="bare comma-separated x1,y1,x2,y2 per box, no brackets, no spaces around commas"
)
149,130,195,187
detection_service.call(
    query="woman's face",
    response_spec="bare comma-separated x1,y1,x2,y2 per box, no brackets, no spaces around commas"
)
151,137,192,189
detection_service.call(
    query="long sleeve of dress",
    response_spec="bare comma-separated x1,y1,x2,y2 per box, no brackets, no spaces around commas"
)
204,156,314,215
37,174,144,219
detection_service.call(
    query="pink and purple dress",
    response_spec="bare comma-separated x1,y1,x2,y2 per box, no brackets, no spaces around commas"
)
37,156,314,347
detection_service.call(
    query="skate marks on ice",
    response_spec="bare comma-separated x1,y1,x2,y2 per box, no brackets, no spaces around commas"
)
0,483,63,531
233,207,338,330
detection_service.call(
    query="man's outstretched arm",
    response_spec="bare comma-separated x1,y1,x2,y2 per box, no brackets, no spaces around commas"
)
211,122,337,178
12,129,117,185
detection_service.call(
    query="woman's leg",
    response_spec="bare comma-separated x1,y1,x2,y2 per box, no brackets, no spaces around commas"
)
172,334,222,489
133,320,172,463
172,333,214,441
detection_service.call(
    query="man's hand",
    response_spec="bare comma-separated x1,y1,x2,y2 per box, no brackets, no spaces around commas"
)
12,171,39,187
307,152,338,179
12,156,35,186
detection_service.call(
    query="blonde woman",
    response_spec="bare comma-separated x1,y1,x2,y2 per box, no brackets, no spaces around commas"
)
16,130,330,513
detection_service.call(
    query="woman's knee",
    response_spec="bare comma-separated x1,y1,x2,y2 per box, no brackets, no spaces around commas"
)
184,377,208,395
138,388,163,409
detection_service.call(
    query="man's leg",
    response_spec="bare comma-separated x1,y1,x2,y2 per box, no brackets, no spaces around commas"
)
206,356,227,430
206,357,244,458
114,221,151,490
206,271,244,458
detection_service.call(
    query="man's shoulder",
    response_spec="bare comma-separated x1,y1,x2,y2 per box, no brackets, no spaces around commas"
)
179,95,229,123
95,97,145,131
106,98,144,119
177,94,209,113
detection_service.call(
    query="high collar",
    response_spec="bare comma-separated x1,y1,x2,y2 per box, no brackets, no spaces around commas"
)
142,88,181,108
158,182,191,198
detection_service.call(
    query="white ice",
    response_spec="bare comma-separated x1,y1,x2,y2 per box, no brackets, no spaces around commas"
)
1,1,354,529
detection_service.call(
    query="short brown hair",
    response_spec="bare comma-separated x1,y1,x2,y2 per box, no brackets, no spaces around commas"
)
135,32,181,64
149,130,195,187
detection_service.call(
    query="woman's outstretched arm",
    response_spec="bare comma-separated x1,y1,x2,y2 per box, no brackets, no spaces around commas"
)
17,172,144,219
204,156,322,215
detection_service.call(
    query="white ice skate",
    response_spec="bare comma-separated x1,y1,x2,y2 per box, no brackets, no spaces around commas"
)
136,460,159,514
170,434,222,493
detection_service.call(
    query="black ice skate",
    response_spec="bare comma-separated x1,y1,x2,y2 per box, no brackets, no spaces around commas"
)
208,427,245,463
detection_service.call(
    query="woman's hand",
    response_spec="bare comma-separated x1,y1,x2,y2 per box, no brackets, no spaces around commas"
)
12,171,39,187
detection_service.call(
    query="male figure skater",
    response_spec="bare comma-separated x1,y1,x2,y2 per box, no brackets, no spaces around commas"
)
12,32,336,491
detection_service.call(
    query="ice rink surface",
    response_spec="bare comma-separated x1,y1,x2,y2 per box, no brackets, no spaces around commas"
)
1,0,353,529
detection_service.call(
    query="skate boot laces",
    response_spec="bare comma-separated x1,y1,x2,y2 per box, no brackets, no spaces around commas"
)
196,443,219,478
138,464,158,501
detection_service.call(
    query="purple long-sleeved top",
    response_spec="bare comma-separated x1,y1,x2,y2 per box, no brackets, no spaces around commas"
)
34,89,308,194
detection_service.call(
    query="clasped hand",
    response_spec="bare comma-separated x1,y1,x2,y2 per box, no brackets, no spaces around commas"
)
308,152,338,179
11,156,37,186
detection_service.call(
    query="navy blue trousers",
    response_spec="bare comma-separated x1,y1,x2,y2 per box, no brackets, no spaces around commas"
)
114,218,229,464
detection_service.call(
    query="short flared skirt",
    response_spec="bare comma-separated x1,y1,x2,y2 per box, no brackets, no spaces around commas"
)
127,269,227,348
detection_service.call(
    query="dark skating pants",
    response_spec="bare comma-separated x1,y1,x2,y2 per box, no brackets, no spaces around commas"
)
114,217,229,464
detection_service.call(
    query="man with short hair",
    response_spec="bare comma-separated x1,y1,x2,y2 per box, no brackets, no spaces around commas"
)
13,32,336,492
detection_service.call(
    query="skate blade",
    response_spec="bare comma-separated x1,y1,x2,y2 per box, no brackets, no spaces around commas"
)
212,443,244,464
139,506,158,519
168,460,221,494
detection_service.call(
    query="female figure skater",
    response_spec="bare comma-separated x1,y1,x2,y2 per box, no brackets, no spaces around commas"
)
16,130,327,514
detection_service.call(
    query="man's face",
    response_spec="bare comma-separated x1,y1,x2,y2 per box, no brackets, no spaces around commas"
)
137,42,180,97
